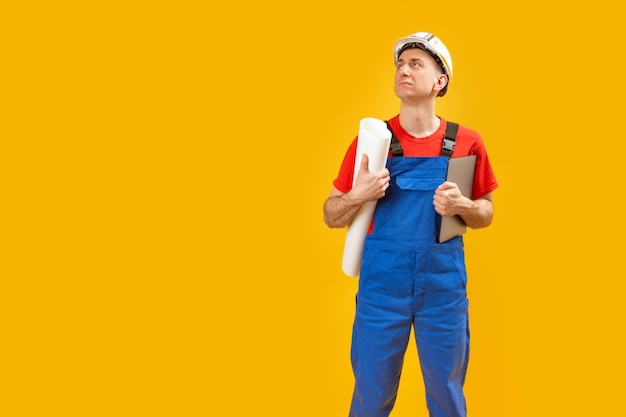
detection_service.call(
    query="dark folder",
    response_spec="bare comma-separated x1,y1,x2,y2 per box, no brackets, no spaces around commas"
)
437,155,477,243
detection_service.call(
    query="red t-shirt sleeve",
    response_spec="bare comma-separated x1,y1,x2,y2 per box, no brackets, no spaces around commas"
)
458,126,498,200
332,136,359,193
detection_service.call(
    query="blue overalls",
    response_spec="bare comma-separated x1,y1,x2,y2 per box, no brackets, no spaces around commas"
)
349,155,470,417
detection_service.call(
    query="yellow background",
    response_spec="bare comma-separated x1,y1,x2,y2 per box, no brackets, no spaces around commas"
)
2,1,625,416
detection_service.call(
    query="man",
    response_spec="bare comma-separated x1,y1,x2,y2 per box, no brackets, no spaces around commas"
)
323,32,498,417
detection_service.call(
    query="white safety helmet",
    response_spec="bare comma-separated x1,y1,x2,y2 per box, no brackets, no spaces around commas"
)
394,32,453,96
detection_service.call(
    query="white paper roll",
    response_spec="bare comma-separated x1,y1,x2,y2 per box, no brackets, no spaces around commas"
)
341,118,391,277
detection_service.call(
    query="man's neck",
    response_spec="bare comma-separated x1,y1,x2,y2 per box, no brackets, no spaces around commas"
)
398,104,440,138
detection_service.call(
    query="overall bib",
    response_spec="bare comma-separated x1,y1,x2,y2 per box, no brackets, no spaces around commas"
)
349,156,470,417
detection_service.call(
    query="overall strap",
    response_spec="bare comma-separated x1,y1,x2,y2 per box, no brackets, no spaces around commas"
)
441,121,459,158
385,120,460,158
385,120,404,157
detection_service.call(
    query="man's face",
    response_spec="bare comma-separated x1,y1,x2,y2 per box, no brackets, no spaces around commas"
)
394,47,447,101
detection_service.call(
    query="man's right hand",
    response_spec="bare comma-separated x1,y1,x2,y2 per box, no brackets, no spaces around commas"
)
349,154,391,204
322,154,390,229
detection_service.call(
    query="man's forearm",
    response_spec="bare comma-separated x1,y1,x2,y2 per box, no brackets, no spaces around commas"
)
458,197,494,229
323,193,364,229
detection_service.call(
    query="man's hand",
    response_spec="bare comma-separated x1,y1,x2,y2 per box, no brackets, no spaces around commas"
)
349,154,391,205
322,154,390,229
434,182,494,229
433,181,466,217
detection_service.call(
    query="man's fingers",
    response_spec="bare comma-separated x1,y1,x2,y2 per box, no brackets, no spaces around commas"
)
437,181,456,191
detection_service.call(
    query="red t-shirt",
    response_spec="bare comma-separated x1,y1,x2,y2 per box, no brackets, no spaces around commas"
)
332,116,498,200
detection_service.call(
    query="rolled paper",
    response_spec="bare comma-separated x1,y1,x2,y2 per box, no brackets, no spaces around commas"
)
341,118,391,277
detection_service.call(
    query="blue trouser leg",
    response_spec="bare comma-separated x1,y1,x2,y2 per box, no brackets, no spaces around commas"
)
414,246,469,417
349,245,414,417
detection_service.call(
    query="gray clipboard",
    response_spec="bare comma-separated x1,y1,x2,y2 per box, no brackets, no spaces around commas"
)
437,155,477,243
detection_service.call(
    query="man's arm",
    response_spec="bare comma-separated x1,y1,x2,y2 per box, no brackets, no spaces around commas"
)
323,188,366,229
323,154,390,229
433,182,494,229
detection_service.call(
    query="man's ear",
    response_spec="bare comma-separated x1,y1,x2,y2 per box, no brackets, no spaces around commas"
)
434,74,448,94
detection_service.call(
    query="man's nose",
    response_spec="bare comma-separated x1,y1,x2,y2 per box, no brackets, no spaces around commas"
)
399,64,411,76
